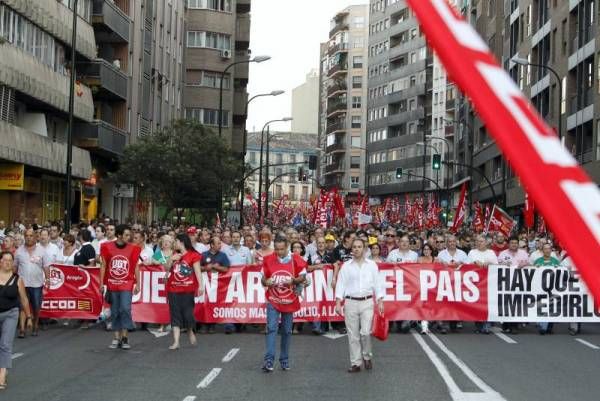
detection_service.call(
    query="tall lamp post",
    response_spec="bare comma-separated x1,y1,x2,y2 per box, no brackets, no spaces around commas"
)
264,131,288,220
239,90,284,225
218,55,271,138
511,57,563,140
257,118,292,220
65,0,78,231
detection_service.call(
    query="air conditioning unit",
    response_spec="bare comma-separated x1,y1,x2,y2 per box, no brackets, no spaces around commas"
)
221,49,232,59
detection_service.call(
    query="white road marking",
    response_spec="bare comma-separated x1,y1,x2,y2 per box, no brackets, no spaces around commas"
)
575,338,600,350
323,332,347,340
412,331,507,401
197,368,222,389
182,397,196,401
491,327,517,344
222,348,240,363
11,353,24,360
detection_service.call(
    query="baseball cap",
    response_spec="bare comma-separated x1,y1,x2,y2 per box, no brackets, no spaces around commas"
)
325,234,336,241
186,226,198,235
368,236,378,246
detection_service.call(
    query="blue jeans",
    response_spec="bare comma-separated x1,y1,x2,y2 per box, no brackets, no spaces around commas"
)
109,291,134,331
538,322,553,332
264,303,294,364
0,308,19,369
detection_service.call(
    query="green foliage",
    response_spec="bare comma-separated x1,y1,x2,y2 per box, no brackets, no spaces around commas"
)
114,120,243,212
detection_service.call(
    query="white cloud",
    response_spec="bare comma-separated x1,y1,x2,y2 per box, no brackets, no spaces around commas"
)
246,0,367,132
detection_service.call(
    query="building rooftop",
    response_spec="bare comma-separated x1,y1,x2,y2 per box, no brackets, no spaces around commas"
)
246,131,318,152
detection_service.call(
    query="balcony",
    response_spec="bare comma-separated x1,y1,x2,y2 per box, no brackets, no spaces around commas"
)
569,88,594,115
327,82,348,97
92,0,131,43
78,59,128,100
325,162,346,174
236,14,251,44
326,120,347,134
329,22,349,39
327,43,350,56
326,142,346,153
327,63,348,79
445,125,455,137
74,120,128,157
236,0,251,13
575,150,594,164
327,100,347,116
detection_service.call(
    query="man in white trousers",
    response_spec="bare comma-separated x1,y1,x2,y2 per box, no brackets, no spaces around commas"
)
335,238,385,373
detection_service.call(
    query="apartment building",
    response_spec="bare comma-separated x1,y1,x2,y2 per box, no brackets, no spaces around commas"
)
458,0,600,218
0,0,95,223
365,0,433,199
183,0,251,155
245,131,318,204
292,69,319,134
318,5,369,200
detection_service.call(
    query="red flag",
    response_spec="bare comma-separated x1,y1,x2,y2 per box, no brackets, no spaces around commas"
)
486,205,516,237
537,214,547,235
472,202,485,232
332,188,346,223
215,213,221,228
451,183,468,233
524,192,535,229
407,0,600,303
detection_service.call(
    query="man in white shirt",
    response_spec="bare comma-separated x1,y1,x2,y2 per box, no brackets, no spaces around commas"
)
386,235,418,264
498,236,529,268
335,238,384,373
191,227,210,254
437,235,469,267
133,231,154,263
38,228,60,267
226,231,252,265
49,223,64,251
467,235,497,334
305,227,324,262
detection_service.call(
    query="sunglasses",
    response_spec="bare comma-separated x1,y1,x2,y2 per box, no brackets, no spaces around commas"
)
386,234,396,237
436,241,445,243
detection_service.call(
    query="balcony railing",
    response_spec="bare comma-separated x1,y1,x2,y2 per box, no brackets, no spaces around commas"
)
74,120,127,156
328,42,350,56
328,63,349,77
92,0,130,43
326,142,346,153
327,101,347,115
78,59,128,100
327,82,348,97
445,125,455,137
329,22,349,39
575,150,594,164
325,162,345,173
569,87,594,115
326,120,347,134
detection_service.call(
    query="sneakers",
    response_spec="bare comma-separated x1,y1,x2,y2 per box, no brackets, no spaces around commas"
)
109,339,120,349
280,361,290,371
262,361,274,373
121,337,131,350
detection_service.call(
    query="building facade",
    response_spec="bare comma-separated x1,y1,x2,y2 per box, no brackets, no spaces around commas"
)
183,0,251,155
365,0,433,199
318,5,369,200
456,0,600,219
291,69,319,134
0,0,96,224
245,131,318,204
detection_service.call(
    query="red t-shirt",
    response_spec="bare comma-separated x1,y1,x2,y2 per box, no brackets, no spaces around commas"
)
166,251,202,293
101,241,142,291
262,253,308,313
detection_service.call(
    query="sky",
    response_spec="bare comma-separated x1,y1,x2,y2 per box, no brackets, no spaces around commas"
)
246,0,366,132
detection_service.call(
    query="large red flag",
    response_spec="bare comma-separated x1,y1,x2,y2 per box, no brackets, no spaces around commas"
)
472,202,485,232
407,0,600,302
524,192,535,229
451,183,468,233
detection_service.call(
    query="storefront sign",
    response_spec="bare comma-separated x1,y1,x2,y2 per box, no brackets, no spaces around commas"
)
0,163,24,190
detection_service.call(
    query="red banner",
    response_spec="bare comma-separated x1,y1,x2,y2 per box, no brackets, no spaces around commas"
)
407,0,600,303
486,205,516,237
40,265,102,320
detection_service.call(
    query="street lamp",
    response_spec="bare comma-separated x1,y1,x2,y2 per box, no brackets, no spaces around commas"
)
257,118,292,220
239,90,284,225
511,56,562,140
218,55,271,138
264,131,286,217
64,0,79,231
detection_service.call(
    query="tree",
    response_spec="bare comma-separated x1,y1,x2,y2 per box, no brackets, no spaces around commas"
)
114,120,243,219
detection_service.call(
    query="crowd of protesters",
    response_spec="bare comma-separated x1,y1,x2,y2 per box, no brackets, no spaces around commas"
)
0,215,583,382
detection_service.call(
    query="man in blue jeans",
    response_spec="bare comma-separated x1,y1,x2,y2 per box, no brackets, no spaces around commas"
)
261,236,307,372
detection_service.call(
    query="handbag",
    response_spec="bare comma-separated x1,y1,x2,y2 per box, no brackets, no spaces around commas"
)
372,310,389,341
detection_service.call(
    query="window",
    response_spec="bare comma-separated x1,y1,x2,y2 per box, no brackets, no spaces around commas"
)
186,30,231,51
353,16,365,28
187,0,232,12
351,116,361,129
289,185,296,200
350,176,360,187
249,152,256,163
353,36,364,48
351,156,361,169
353,56,363,69
290,154,296,163
351,136,361,147
352,76,363,88
352,96,362,108
276,153,283,164
185,108,229,126
187,70,231,89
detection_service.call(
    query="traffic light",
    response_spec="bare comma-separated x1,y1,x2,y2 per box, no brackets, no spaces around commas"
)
308,155,318,170
298,167,304,182
396,167,403,179
432,154,442,170
302,173,308,182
